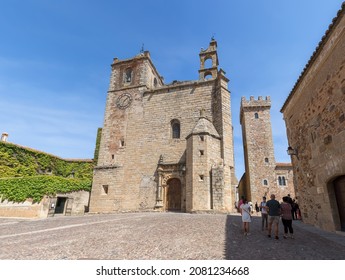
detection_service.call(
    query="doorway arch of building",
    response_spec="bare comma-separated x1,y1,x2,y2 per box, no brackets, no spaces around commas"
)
165,178,182,211
327,175,345,232
334,175,345,231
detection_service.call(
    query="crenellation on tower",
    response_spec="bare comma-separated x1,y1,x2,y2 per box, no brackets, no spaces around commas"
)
239,94,295,205
241,96,271,107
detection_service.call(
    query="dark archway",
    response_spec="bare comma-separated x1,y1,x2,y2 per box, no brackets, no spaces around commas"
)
334,175,345,231
166,178,182,211
54,197,67,214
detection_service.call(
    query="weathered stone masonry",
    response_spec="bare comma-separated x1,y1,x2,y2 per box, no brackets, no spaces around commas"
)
281,3,345,232
89,40,237,213
239,96,295,205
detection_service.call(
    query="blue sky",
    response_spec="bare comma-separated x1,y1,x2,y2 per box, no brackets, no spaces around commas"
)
0,0,343,179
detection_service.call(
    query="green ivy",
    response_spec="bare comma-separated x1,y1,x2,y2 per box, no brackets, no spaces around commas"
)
0,176,91,203
0,142,94,179
0,141,94,203
93,127,102,165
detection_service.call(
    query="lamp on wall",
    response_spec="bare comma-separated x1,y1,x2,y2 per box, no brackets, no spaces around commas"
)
287,146,298,157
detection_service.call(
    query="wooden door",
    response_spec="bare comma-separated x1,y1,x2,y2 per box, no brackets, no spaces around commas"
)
166,178,181,211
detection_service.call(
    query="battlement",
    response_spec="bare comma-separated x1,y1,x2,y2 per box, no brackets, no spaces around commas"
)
241,96,271,108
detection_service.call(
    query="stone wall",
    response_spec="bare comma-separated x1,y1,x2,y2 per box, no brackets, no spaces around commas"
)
0,191,89,218
0,197,48,218
274,164,295,201
211,165,225,210
281,4,345,232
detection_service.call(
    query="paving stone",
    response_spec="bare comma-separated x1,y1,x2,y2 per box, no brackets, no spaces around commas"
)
0,212,344,260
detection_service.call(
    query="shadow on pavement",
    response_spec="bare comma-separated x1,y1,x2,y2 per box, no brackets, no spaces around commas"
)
224,214,345,260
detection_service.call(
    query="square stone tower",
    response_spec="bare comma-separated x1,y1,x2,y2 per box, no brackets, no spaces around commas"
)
89,40,237,213
240,96,276,203
240,96,295,204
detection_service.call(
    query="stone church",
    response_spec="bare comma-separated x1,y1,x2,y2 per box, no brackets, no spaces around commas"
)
89,40,238,213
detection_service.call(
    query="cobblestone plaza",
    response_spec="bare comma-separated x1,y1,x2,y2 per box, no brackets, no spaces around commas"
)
1,212,344,260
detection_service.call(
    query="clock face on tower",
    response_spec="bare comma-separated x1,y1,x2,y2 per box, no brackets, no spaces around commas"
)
116,93,132,109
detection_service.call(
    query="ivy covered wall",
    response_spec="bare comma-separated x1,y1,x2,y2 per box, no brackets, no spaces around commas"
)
0,176,91,203
0,141,94,202
93,127,102,165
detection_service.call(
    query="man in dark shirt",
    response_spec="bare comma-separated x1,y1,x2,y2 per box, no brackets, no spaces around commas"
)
265,194,281,239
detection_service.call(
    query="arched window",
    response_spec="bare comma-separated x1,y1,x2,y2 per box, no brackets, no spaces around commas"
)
204,57,213,68
171,119,180,139
265,157,269,163
278,176,286,186
204,71,213,80
124,68,132,83
254,113,259,119
263,179,268,186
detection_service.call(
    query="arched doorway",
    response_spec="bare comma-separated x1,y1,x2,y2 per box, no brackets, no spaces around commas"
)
334,175,345,231
166,178,182,211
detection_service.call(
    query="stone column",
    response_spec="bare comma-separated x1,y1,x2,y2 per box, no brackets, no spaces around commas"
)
155,169,163,208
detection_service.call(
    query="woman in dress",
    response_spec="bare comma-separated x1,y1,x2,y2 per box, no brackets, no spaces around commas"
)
240,198,252,236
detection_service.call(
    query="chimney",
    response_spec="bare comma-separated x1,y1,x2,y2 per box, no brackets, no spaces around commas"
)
1,132,8,142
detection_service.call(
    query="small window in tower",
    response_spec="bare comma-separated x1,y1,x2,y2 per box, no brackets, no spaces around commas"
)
111,154,115,159
199,175,204,181
102,185,109,195
263,179,268,186
124,68,132,83
255,113,259,119
199,150,204,156
120,140,125,147
153,77,158,87
171,119,180,139
265,157,269,163
199,135,205,141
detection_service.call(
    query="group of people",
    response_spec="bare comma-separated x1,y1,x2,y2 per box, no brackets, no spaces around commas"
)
238,194,299,239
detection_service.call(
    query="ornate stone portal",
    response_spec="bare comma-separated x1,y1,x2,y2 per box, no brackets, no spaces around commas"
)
155,160,186,211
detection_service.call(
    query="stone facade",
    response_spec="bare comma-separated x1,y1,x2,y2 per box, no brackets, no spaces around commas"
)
0,191,90,218
89,40,237,213
281,3,345,232
239,96,295,205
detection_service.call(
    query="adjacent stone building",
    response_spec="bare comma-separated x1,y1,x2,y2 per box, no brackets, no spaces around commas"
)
89,40,238,213
0,135,93,218
239,96,295,205
281,3,345,232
